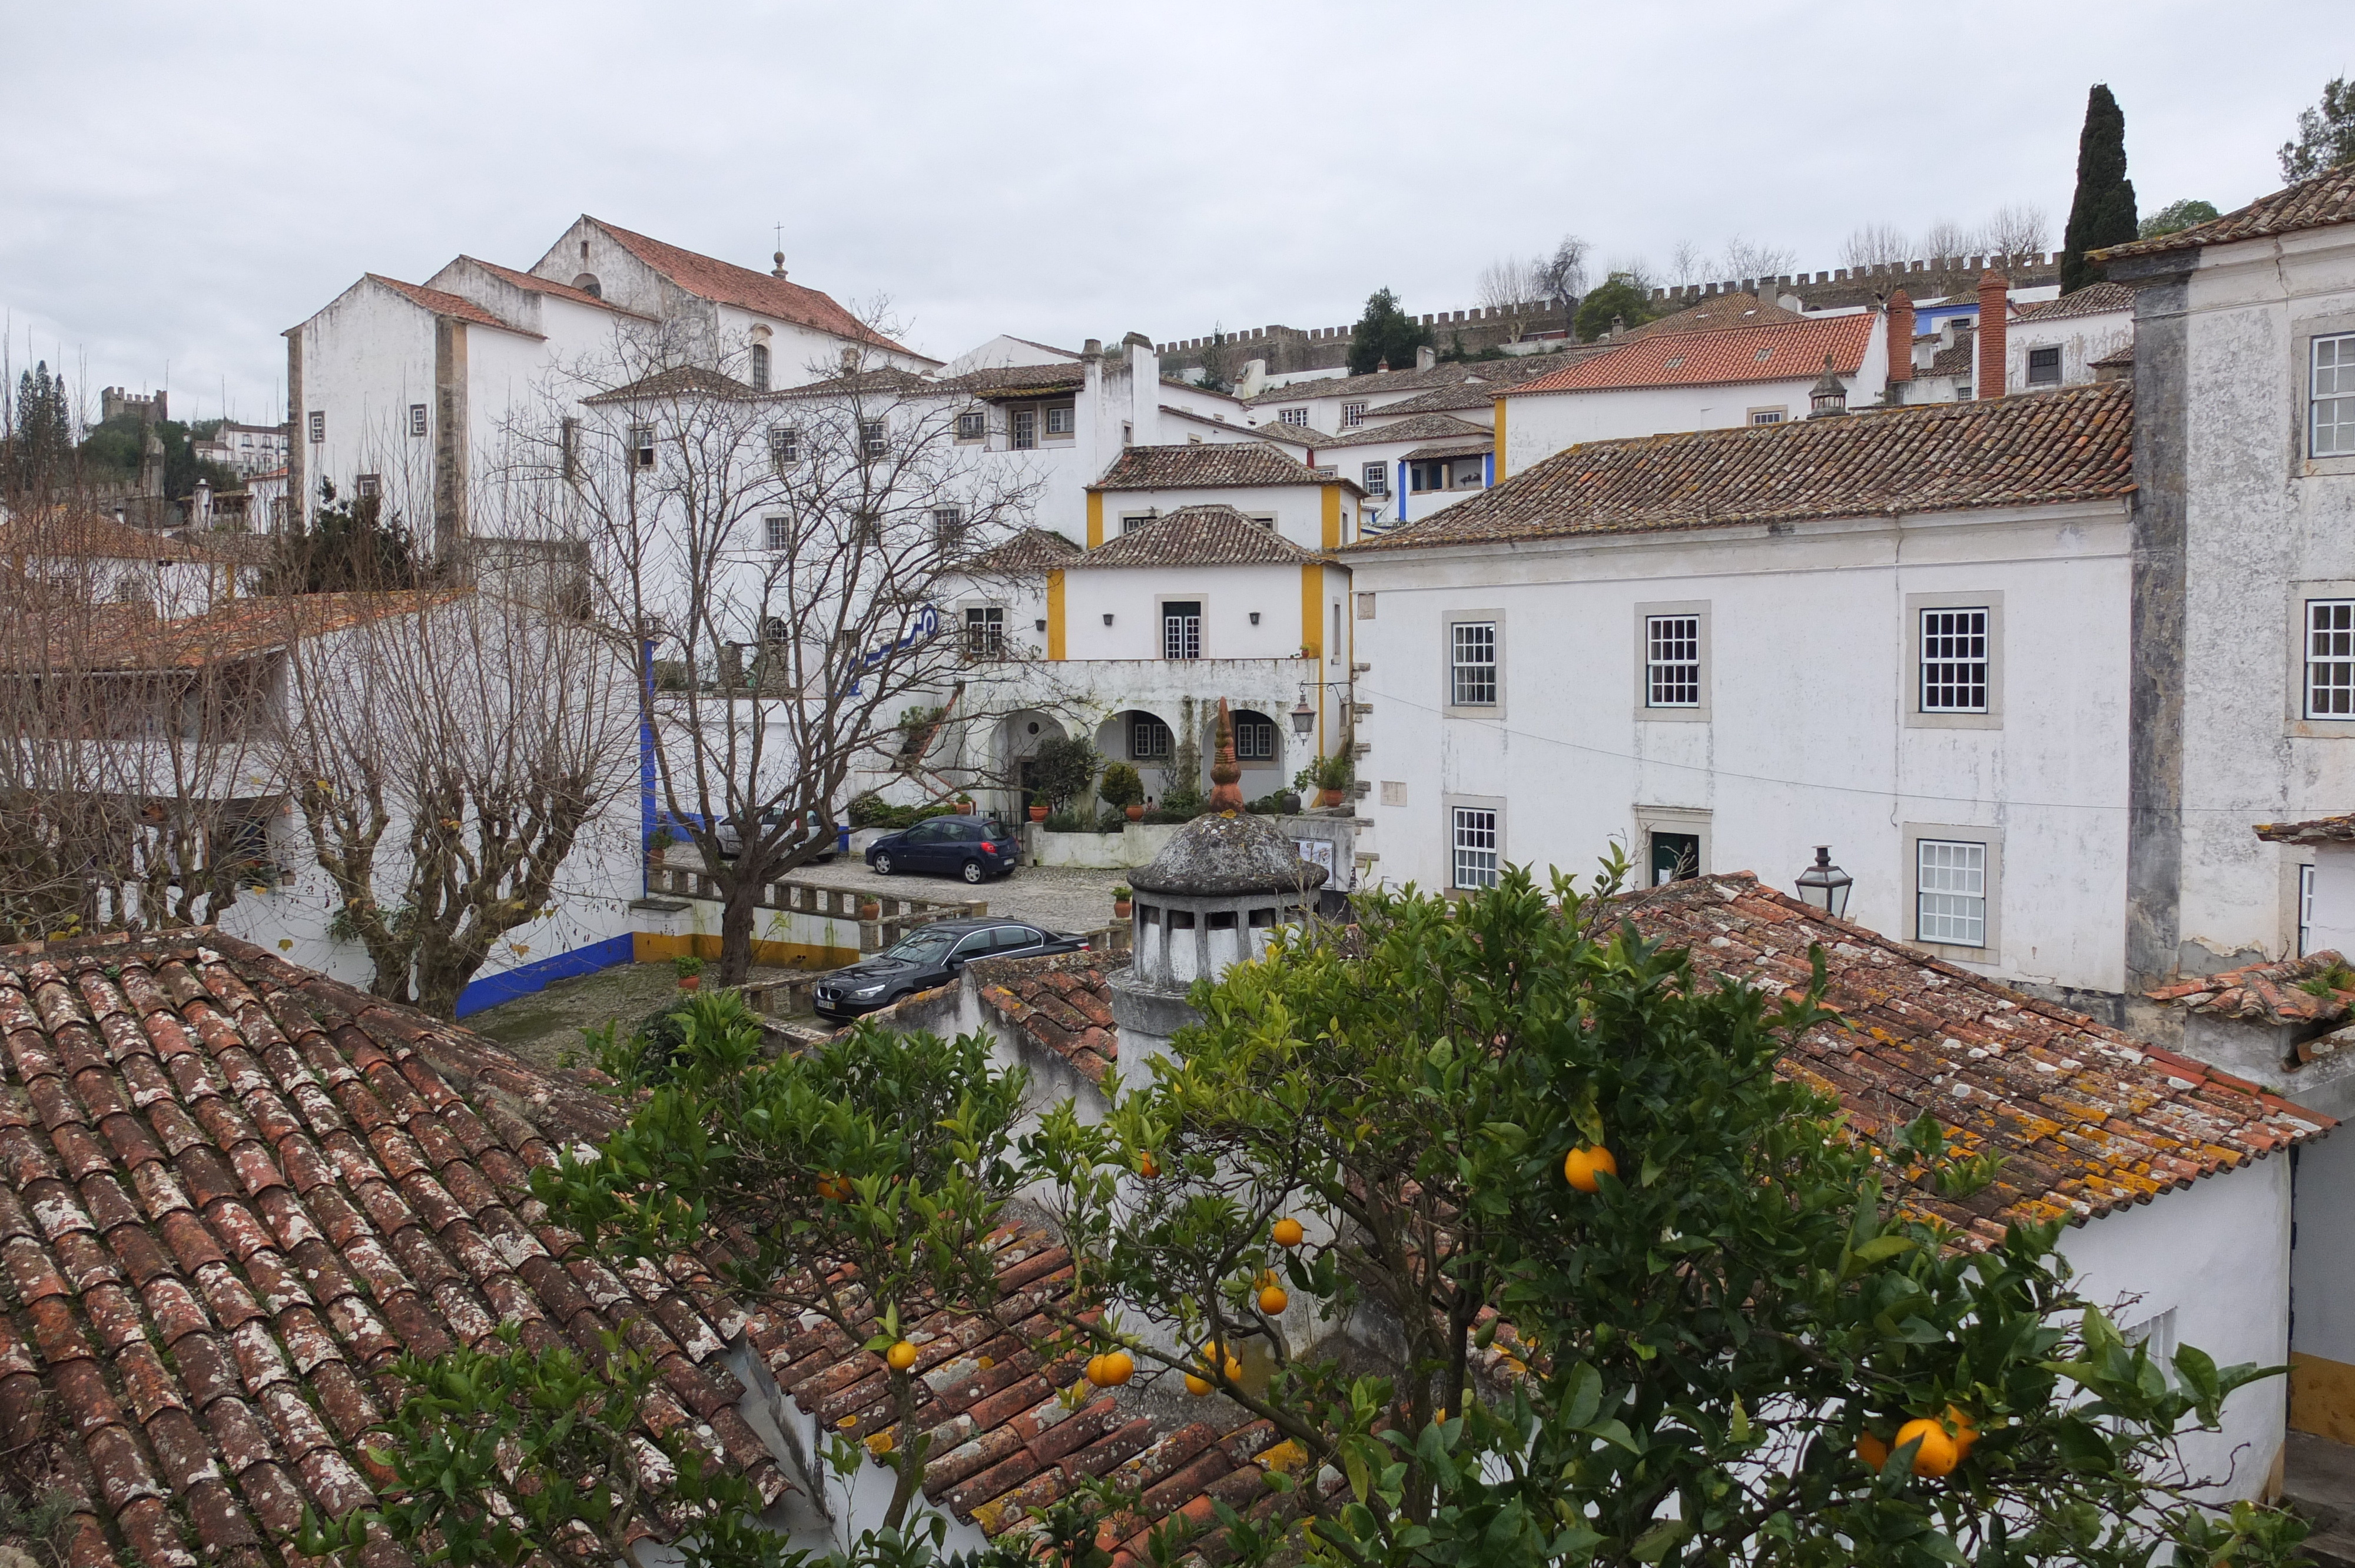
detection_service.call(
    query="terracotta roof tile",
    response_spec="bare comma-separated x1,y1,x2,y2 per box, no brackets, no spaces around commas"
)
1510,313,1876,395
2256,812,2355,845
1089,443,1354,493
1159,405,1321,444
0,511,218,563
1243,354,1573,408
974,955,1119,1082
1361,351,1613,416
1621,874,2331,1244
0,592,464,675
588,217,927,360
2145,950,2355,1025
2094,161,2355,263
1301,412,1492,450
366,275,538,338
1074,506,1321,570
1347,381,2133,553
2012,283,2134,323
451,256,655,319
0,929,790,1564
1624,291,1807,338
940,363,1089,398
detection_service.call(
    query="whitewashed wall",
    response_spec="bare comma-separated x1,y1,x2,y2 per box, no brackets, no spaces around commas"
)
1348,499,2133,995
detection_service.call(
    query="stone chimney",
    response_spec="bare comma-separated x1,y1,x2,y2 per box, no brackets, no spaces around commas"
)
1083,337,1102,358
1886,290,1915,391
1975,271,2008,400
1415,344,1436,371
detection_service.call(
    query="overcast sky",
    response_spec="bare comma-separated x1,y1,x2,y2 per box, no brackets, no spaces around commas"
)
1,0,2341,427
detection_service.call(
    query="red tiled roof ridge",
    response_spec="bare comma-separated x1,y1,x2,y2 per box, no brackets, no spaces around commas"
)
970,953,1119,1083
366,274,541,339
2092,161,2355,263
452,255,656,320
1509,313,1876,396
2144,949,2355,1025
2256,812,2355,845
0,927,790,1566
585,217,927,361
1076,506,1322,569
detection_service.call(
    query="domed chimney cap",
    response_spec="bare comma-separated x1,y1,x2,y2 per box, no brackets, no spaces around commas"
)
1129,810,1328,898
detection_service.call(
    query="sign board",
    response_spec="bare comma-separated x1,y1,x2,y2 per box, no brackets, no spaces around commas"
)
1294,838,1337,880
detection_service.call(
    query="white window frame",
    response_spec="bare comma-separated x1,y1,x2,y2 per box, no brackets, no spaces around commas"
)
1905,590,2003,730
764,515,790,553
2313,331,2355,459
860,420,888,459
1279,407,1309,427
1120,512,1156,536
354,473,381,500
1361,461,1388,495
407,403,428,438
2286,582,2355,734
1043,404,1075,436
1235,713,1276,762
1447,797,1504,891
1130,713,1173,760
1632,805,1711,887
631,424,656,470
1010,407,1038,450
1160,598,1202,660
1446,612,1502,716
1746,407,1786,425
1342,401,1366,428
307,410,324,443
963,604,1004,658
1634,601,1710,721
2306,597,2355,720
956,409,987,441
1903,822,2004,962
2301,862,2318,957
932,505,966,550
768,424,801,465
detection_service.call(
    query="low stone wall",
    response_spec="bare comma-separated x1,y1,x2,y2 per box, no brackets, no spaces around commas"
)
1030,823,1182,869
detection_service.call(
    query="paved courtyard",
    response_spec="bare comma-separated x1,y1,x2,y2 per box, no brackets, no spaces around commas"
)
790,858,1132,934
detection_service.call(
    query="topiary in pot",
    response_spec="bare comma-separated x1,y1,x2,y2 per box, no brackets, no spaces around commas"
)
1098,760,1145,820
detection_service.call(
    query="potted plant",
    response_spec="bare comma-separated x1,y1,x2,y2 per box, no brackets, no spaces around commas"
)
1296,752,1354,808
954,793,975,814
672,954,705,992
1030,734,1102,827
1112,885,1133,919
1029,800,1050,823
858,896,881,921
1099,760,1146,823
646,825,676,869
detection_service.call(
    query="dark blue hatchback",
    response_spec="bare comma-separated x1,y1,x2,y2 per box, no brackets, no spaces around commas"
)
864,816,1019,884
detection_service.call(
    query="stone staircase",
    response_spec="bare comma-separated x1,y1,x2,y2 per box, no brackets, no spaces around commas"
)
2287,1431,2355,1568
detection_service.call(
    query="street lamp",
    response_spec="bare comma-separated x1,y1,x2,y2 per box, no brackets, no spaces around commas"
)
1794,845,1852,919
1290,694,1316,738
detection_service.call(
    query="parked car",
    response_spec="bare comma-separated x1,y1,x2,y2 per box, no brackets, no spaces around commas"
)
715,806,837,861
812,918,1086,1019
864,816,1018,883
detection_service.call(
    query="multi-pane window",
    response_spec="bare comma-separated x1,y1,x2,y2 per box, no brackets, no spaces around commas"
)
1279,407,1309,427
1044,404,1074,435
631,424,656,470
307,410,325,443
1645,614,1701,707
1919,607,1989,712
749,343,770,391
768,424,800,465
1362,461,1388,495
1452,807,1500,890
764,516,790,552
1235,716,1275,760
852,510,881,546
1748,408,1785,425
964,606,1004,657
956,410,986,440
1011,408,1037,450
1451,622,1497,706
2316,334,2355,458
2026,345,2062,385
1342,401,1366,428
1130,714,1173,759
2301,863,2318,957
354,473,381,500
1162,601,1201,660
860,420,887,458
2307,600,2355,717
407,403,428,437
932,506,965,550
1916,839,1988,947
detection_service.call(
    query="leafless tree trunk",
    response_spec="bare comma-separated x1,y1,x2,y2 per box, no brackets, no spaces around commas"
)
1840,222,1913,273
1475,257,1543,343
1982,202,2052,271
518,318,1048,984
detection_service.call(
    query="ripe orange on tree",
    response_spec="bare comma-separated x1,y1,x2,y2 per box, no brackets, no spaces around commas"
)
886,1340,918,1373
1271,1217,1305,1248
1258,1285,1289,1315
1563,1145,1618,1192
1856,1430,1890,1471
1087,1350,1135,1387
1895,1417,1959,1477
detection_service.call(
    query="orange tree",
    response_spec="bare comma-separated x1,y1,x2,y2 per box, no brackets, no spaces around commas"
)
1025,865,2313,1568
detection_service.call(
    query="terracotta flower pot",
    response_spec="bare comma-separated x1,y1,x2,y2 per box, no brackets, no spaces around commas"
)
956,799,975,814
678,975,701,992
1125,804,1145,822
858,899,881,921
1319,788,1345,808
1029,804,1049,823
1113,899,1133,919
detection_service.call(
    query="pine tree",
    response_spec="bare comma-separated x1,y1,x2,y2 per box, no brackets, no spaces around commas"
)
2280,77,2355,183
2061,84,2138,293
4,362,76,500
1345,288,1432,377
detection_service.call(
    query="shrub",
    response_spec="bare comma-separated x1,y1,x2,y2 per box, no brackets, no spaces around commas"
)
846,792,959,830
1097,762,1145,810
1043,809,1083,832
1030,733,1102,812
672,954,705,979
1247,789,1303,815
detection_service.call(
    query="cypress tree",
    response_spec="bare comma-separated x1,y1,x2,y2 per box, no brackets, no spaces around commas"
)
2061,84,2138,293
1346,289,1432,377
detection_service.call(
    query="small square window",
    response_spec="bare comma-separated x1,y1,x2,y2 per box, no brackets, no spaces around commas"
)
861,420,887,459
768,424,800,465
354,473,381,500
1235,716,1275,760
1919,607,1989,712
1451,622,1497,706
1451,806,1499,890
1916,839,1987,948
1361,461,1388,495
764,516,790,552
1044,404,1074,435
932,506,966,550
1279,407,1308,427
1748,407,1785,425
2315,334,2355,458
1342,401,1366,428
307,410,325,443
631,424,656,470
964,606,1004,657
1130,714,1173,759
2026,345,2062,385
407,404,428,437
2307,600,2355,717
956,410,986,440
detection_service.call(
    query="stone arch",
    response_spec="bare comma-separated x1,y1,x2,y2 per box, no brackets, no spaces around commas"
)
1097,707,1183,804
1230,707,1286,795
570,273,602,298
999,710,1068,817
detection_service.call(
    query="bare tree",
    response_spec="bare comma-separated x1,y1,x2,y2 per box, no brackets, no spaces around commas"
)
1840,222,1913,272
1720,236,1800,285
1920,217,1978,263
1533,234,1590,304
1665,241,1709,288
273,574,640,1017
536,320,1047,984
1475,256,1544,341
1982,202,2052,270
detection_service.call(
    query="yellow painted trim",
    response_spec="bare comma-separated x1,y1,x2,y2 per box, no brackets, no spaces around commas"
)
1046,570,1066,660
632,932,858,969
2291,1350,2355,1443
1299,564,1321,663
1321,484,1342,550
1086,492,1104,550
1493,397,1508,481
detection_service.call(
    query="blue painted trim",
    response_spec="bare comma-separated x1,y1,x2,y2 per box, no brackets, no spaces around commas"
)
639,639,658,850
1396,459,1409,522
454,933,636,1019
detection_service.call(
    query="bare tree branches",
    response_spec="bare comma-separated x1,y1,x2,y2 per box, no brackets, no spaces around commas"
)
1475,257,1544,343
1983,202,2052,270
1840,222,1913,272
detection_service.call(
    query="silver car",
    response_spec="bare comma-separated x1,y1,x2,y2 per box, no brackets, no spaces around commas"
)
715,806,838,861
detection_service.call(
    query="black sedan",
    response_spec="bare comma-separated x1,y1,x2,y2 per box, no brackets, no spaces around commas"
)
813,918,1087,1020
864,816,1019,883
